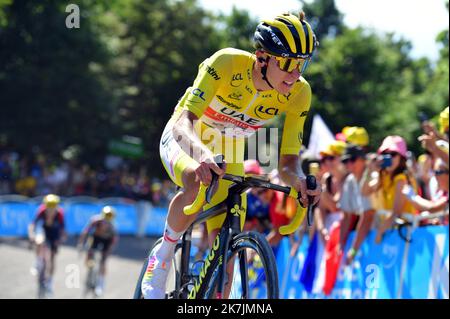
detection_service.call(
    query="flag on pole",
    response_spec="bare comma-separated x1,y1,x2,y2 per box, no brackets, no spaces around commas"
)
307,114,336,158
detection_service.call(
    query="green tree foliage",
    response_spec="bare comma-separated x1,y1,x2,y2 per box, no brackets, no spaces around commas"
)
299,0,344,40
216,6,258,52
1,0,448,175
103,0,223,172
306,27,429,150
0,0,113,163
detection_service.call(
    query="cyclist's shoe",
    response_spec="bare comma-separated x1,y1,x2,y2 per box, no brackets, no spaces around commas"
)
141,247,171,299
95,276,105,297
94,286,103,297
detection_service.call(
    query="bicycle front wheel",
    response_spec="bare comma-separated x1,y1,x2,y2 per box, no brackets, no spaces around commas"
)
205,231,279,299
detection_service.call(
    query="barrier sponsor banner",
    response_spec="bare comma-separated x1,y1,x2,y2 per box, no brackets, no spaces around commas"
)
275,226,448,299
330,229,405,299
0,202,38,236
1,201,140,236
280,236,311,299
108,203,139,235
401,226,449,299
63,203,103,235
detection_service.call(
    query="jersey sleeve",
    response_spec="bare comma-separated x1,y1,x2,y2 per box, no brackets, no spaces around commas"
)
182,49,233,118
279,80,312,155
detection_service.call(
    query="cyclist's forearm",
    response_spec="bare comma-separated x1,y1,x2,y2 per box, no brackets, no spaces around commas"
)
278,155,305,187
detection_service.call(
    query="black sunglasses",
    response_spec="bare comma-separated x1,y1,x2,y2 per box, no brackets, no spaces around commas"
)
434,169,449,176
342,156,359,164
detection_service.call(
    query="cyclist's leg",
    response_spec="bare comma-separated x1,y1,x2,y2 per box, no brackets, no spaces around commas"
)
86,236,96,266
48,241,58,276
35,242,45,273
46,241,58,294
142,120,203,298
99,239,112,279
96,239,111,295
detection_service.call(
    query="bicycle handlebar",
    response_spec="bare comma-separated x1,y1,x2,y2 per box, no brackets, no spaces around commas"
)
184,183,208,216
184,155,224,216
278,188,308,235
183,155,317,235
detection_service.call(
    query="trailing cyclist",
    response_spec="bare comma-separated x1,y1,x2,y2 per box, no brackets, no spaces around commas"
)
78,205,119,297
28,194,67,296
142,12,322,299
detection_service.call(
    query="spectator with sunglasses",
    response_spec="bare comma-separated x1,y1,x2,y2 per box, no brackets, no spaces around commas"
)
402,158,449,224
315,141,347,244
338,145,376,265
362,136,418,243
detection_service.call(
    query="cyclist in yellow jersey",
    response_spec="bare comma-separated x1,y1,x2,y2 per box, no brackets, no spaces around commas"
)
142,12,322,299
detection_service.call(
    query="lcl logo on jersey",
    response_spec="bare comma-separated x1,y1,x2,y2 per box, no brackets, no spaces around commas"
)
254,105,279,119
230,73,244,87
191,88,206,101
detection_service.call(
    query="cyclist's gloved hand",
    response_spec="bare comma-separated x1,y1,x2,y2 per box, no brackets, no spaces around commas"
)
195,154,226,186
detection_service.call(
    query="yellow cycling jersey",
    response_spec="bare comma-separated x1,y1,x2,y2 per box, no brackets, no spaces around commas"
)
170,47,312,156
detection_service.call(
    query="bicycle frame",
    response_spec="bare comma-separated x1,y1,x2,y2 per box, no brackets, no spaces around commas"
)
177,174,289,299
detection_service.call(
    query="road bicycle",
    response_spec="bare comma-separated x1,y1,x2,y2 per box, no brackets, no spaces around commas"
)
134,155,316,299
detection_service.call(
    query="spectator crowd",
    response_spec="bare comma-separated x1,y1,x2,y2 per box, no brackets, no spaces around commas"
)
0,150,177,207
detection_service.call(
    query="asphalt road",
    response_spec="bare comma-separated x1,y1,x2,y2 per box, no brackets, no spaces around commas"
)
0,235,157,299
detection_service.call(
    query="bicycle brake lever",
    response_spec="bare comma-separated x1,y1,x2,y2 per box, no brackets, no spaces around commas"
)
205,154,225,203
306,175,316,227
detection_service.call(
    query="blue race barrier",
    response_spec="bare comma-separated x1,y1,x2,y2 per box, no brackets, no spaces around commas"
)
0,202,38,236
108,203,139,235
145,207,167,237
63,202,103,235
1,200,143,236
401,225,449,299
331,229,405,299
274,225,448,299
